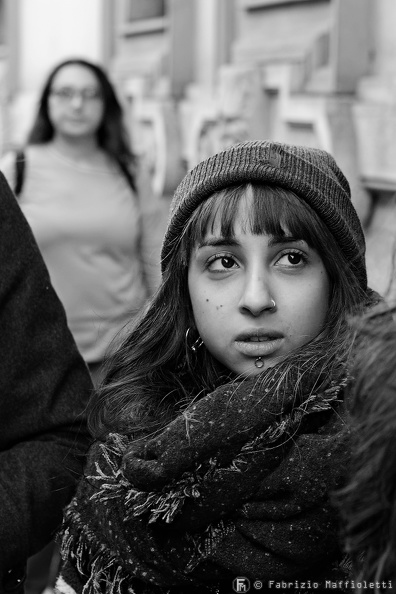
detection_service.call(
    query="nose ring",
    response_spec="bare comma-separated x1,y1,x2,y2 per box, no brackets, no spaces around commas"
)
270,299,276,309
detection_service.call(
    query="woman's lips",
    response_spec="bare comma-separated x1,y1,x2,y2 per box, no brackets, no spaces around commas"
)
234,332,284,357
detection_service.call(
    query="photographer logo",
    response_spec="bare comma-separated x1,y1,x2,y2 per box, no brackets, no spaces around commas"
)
233,577,251,592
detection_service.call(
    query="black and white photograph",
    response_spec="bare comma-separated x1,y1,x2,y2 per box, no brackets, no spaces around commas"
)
0,1,395,593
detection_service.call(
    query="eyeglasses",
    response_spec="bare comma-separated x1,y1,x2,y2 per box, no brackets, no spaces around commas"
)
50,87,103,102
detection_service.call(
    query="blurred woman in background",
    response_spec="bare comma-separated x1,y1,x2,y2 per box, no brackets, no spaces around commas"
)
0,57,158,386
0,57,160,594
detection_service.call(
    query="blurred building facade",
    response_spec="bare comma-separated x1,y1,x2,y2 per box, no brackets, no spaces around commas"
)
1,0,396,295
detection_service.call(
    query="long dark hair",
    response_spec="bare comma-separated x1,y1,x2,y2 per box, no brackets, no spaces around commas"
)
89,184,372,439
27,58,136,189
338,306,396,583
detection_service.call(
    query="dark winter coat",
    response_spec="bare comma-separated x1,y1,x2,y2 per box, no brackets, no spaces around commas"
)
57,351,352,593
0,172,92,592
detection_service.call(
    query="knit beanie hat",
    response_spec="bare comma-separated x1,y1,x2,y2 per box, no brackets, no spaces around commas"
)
161,140,367,290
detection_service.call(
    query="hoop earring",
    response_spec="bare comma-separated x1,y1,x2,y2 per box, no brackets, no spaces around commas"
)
185,327,204,352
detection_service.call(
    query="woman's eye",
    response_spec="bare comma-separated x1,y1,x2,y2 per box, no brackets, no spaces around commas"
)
277,251,306,267
207,255,238,271
221,256,236,268
287,252,302,265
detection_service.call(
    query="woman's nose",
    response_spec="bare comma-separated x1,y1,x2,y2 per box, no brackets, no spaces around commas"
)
70,93,84,109
238,272,276,316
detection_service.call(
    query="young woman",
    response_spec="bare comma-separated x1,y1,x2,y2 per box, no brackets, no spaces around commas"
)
56,140,377,593
0,58,156,384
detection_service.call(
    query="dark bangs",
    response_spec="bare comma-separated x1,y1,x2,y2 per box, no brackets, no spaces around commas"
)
184,183,333,259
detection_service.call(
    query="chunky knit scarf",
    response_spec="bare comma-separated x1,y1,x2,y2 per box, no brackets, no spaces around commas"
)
57,354,352,594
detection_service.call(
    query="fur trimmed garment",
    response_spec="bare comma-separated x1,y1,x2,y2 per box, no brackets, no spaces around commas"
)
56,357,352,593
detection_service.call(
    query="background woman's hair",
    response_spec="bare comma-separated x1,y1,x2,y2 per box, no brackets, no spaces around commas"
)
89,183,372,439
27,58,136,188
338,305,396,582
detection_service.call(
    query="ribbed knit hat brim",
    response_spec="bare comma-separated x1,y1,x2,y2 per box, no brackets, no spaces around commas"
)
161,140,367,289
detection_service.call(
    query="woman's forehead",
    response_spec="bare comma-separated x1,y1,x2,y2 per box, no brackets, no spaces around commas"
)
52,64,99,88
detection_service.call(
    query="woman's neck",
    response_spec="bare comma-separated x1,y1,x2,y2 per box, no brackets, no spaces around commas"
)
50,134,102,165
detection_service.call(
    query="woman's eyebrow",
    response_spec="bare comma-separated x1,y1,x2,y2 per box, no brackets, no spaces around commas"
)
268,235,305,247
197,235,306,249
197,236,240,249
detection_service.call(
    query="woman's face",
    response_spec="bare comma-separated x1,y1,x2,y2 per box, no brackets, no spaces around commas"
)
48,64,104,139
188,194,330,377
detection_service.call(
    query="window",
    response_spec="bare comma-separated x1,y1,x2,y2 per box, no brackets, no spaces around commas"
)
0,0,5,47
125,0,165,22
120,0,167,35
243,0,319,9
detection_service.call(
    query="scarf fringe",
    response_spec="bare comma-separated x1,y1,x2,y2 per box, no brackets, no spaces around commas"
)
239,380,345,456
59,503,139,594
60,499,233,590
